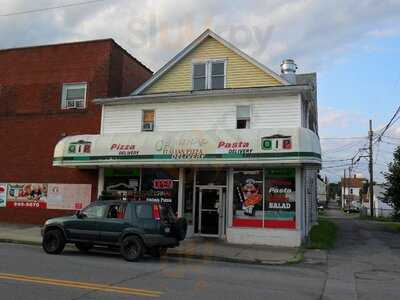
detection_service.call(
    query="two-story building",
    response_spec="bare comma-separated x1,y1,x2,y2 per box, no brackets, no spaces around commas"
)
0,39,152,224
341,175,365,211
53,30,321,247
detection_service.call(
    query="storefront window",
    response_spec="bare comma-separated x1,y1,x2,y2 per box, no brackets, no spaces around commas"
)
102,168,140,200
232,168,296,229
264,168,296,229
141,168,179,213
232,170,264,228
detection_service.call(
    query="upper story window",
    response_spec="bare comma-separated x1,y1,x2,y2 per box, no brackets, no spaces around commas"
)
236,105,251,129
61,83,87,109
142,110,155,131
192,60,226,91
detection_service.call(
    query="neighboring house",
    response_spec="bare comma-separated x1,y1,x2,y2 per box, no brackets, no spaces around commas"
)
53,29,321,247
341,176,364,210
0,39,152,224
363,184,394,217
317,176,327,206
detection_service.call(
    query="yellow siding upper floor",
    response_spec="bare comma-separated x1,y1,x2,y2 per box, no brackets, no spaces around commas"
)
144,36,282,94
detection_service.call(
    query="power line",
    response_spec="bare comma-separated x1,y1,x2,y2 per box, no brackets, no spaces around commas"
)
322,163,353,169
320,136,367,140
0,0,106,17
375,105,400,142
322,140,367,154
322,158,353,163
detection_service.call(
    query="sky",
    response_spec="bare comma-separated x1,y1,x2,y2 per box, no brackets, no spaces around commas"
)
1,0,399,182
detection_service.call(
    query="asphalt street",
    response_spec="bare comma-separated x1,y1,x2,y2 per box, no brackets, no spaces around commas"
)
0,204,399,300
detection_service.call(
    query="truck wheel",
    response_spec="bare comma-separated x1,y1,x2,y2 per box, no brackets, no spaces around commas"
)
42,229,65,254
149,247,168,258
120,236,144,262
173,218,187,241
75,242,93,253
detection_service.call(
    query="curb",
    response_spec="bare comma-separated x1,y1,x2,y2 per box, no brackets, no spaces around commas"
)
0,238,302,266
166,252,291,266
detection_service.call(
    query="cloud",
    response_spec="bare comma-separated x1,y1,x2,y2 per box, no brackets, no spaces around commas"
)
319,106,366,130
1,0,400,72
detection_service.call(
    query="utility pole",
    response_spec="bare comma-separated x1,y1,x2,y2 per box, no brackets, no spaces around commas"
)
368,120,374,218
343,169,346,209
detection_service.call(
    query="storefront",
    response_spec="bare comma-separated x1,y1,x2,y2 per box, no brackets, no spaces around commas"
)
53,128,321,246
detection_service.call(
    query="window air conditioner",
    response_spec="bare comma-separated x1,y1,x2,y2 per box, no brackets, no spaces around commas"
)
142,122,154,131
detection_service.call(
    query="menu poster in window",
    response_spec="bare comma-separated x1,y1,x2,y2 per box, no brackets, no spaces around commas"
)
47,184,91,210
265,168,296,229
233,170,263,227
6,183,48,209
0,184,7,207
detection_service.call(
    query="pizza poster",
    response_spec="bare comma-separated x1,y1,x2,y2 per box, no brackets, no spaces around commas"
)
265,168,296,229
0,184,7,207
6,183,48,209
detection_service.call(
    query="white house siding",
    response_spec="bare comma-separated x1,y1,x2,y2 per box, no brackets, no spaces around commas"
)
101,95,301,134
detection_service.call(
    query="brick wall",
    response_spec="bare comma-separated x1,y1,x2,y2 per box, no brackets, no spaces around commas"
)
0,39,152,224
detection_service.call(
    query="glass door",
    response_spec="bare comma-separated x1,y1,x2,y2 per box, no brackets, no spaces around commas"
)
199,188,222,236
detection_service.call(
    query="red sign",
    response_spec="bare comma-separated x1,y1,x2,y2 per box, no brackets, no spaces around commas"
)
153,179,173,190
7,201,47,209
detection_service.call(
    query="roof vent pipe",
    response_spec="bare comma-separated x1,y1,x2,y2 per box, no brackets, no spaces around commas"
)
280,59,297,84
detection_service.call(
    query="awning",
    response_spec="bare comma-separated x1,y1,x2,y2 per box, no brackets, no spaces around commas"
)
53,128,321,168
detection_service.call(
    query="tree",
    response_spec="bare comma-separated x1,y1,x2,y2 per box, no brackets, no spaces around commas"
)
327,183,341,200
382,146,400,218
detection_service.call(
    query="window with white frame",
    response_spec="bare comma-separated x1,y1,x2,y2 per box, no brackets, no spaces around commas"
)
236,105,251,129
192,60,226,90
142,110,155,131
61,83,87,109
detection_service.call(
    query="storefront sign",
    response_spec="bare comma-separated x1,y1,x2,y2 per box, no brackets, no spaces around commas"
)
261,135,292,151
0,184,7,207
153,179,173,190
68,140,91,154
54,128,321,166
217,140,253,154
155,137,207,159
110,144,139,156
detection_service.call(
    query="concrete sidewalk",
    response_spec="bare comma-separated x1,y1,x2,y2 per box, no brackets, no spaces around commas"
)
0,223,301,265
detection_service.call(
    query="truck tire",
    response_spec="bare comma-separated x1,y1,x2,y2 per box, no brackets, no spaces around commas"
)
120,236,144,262
75,242,93,253
173,218,187,241
42,229,65,254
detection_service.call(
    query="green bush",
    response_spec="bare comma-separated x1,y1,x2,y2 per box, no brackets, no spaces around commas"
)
308,218,337,249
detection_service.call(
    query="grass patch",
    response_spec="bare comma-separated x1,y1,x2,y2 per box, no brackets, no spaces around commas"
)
384,223,400,232
307,218,337,250
359,215,399,222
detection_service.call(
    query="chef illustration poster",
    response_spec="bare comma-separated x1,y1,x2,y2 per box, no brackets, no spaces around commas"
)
233,170,264,227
